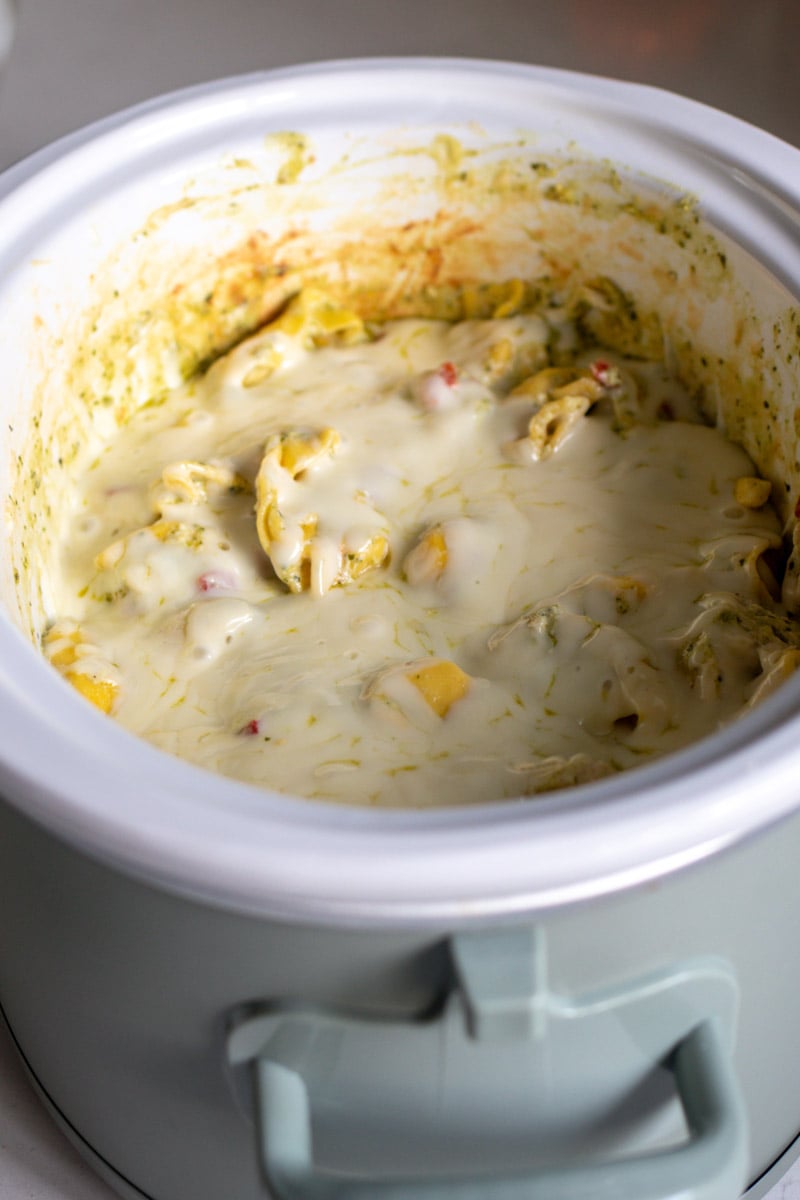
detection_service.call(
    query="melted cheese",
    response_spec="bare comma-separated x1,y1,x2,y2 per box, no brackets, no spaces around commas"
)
45,298,798,807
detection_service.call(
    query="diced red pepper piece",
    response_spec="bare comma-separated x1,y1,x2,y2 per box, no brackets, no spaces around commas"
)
197,569,238,594
590,359,611,385
439,361,458,387
239,718,260,736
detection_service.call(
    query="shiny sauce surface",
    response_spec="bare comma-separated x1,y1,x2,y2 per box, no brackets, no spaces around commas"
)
45,291,800,805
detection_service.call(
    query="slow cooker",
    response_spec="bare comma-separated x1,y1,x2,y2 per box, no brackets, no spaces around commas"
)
1,59,800,1200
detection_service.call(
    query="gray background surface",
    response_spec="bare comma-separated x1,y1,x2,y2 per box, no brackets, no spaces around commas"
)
1,0,798,173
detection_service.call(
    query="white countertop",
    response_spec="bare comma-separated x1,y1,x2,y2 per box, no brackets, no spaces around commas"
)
1,2,799,1197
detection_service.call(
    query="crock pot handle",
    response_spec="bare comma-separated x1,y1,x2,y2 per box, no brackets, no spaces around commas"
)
230,931,747,1200
253,1015,744,1200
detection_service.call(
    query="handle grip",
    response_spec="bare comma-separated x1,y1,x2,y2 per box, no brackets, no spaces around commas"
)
228,931,748,1200
256,1018,745,1200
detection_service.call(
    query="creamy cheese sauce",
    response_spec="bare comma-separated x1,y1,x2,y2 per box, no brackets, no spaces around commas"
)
45,290,800,806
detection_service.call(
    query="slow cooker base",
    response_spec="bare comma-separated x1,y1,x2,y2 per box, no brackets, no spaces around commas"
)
3,1001,798,1200
2,1003,152,1200
748,1142,800,1200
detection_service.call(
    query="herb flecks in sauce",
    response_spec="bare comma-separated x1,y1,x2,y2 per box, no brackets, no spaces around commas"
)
42,285,797,807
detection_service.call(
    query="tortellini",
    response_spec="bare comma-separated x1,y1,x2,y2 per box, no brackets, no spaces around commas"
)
43,621,120,714
403,525,449,587
363,658,472,724
265,288,367,349
504,361,640,461
491,574,668,738
254,427,390,595
677,593,800,702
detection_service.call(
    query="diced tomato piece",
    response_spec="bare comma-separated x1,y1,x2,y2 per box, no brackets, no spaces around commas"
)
239,718,260,736
197,569,237,594
439,361,458,386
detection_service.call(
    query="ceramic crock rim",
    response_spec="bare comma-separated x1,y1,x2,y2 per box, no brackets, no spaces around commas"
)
1,56,800,927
